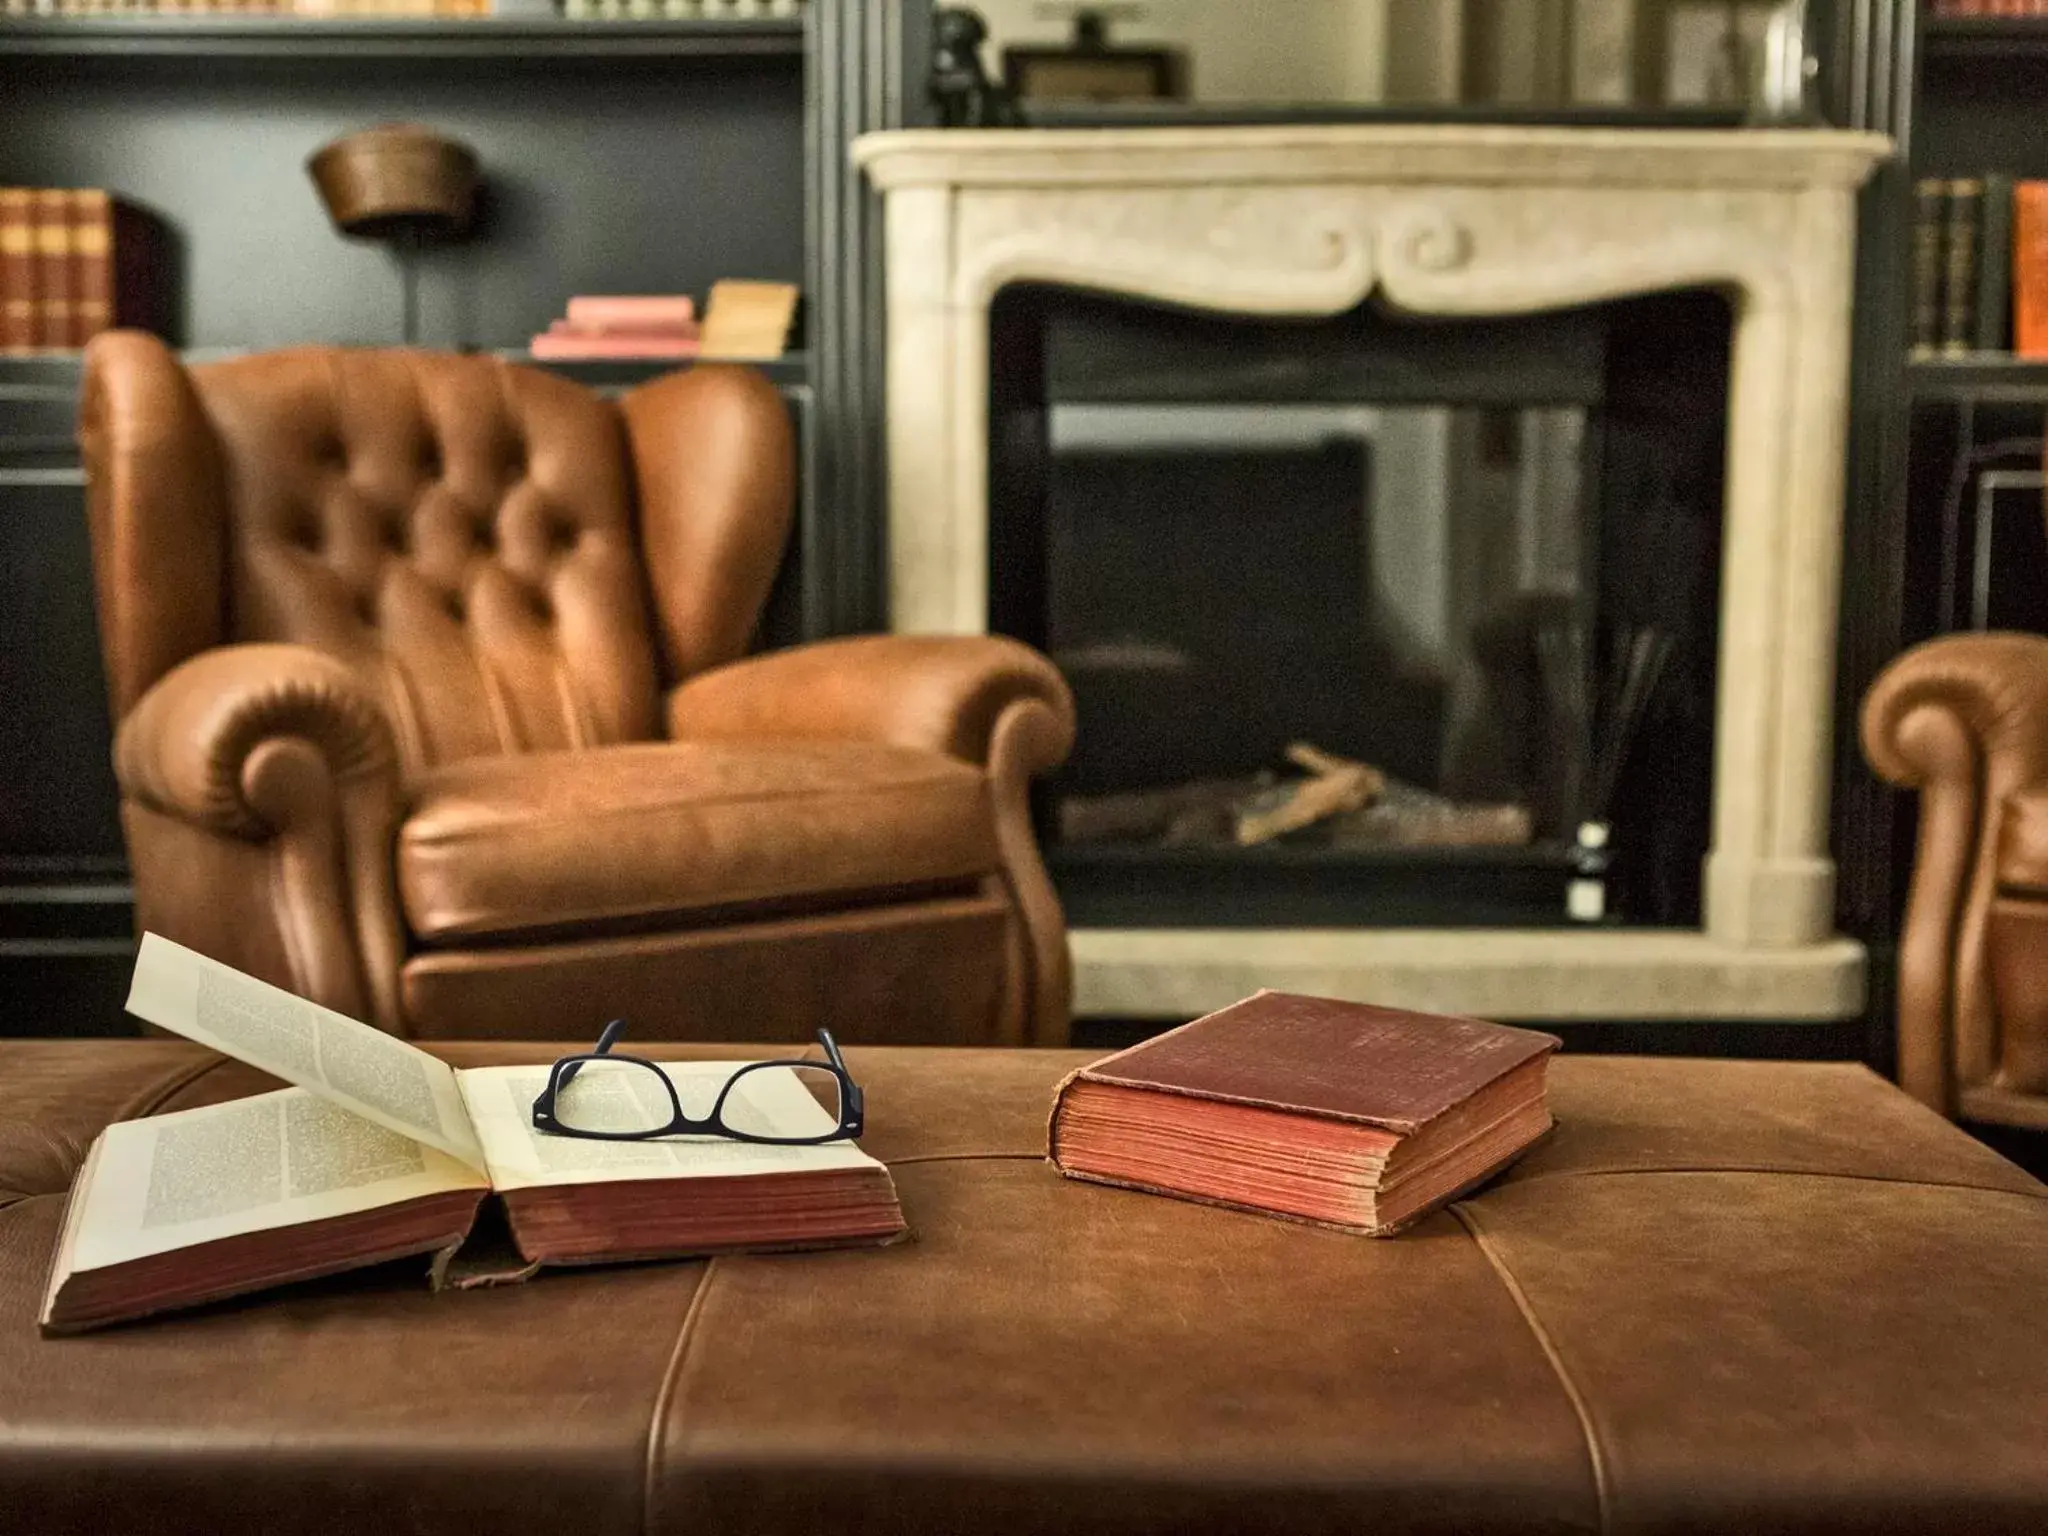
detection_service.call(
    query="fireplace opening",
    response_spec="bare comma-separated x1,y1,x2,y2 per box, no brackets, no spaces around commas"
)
987,284,1731,929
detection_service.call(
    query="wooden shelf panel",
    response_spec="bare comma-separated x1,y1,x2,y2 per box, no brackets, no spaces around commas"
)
0,15,804,59
1,347,811,407
1909,354,2048,401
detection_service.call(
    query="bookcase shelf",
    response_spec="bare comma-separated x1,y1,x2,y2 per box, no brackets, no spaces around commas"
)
1921,16,2048,60
0,15,804,59
1908,355,2048,401
2,346,812,392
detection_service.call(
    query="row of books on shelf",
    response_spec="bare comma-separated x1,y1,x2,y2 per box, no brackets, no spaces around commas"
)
529,281,797,361
0,0,800,16
1927,1,2048,15
0,189,165,355
1912,176,2048,360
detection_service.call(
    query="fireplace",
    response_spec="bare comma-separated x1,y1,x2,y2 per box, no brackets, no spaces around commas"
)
854,124,1888,1022
989,284,1731,934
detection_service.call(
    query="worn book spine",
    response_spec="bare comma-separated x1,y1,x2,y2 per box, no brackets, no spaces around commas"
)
71,189,112,347
0,189,32,354
1910,177,1948,359
2014,182,2048,359
1941,178,1983,357
31,188,72,352
1976,173,2015,354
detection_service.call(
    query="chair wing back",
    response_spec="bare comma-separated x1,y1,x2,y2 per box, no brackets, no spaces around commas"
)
620,364,796,683
83,335,662,775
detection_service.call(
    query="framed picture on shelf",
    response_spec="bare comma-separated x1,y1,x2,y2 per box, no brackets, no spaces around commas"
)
1001,9,1183,106
1634,0,1787,109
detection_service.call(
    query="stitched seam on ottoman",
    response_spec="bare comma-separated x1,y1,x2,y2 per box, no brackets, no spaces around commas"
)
1452,1202,1611,1534
643,1255,720,1536
1497,1165,2048,1202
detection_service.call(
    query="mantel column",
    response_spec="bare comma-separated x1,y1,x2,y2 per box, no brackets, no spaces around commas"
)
881,185,985,635
1703,186,1856,949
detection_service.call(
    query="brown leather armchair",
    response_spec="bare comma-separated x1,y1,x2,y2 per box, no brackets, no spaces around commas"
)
80,335,1075,1045
1863,632,2048,1127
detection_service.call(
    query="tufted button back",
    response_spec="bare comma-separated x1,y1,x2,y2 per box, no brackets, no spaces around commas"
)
189,348,661,775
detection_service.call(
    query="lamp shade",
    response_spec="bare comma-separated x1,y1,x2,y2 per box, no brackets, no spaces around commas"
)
307,124,480,240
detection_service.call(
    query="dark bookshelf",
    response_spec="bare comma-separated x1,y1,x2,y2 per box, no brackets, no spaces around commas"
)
1921,14,2048,58
0,15,804,58
1908,354,2048,400
1822,1,2048,1077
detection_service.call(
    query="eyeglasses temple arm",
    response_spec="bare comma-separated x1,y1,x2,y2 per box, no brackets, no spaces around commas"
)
556,1018,629,1093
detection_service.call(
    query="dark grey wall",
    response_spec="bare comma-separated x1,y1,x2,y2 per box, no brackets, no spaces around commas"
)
0,53,806,351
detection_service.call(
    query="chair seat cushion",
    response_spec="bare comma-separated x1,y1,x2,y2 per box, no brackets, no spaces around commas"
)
1999,789,2048,896
398,739,999,944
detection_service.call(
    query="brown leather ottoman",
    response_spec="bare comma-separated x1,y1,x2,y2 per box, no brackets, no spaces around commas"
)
4,1042,2047,1535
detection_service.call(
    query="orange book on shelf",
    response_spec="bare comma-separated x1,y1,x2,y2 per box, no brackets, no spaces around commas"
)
2015,182,2048,359
71,190,112,349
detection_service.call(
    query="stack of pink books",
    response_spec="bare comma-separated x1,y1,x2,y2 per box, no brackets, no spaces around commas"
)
528,295,700,361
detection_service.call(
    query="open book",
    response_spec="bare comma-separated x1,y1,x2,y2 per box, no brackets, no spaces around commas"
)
42,935,906,1335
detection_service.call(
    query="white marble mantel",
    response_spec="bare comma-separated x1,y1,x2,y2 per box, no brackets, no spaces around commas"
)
855,125,1890,1021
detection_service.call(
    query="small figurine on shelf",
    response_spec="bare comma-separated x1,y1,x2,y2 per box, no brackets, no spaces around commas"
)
930,7,1022,128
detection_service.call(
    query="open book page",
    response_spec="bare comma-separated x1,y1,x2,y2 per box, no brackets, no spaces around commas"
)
127,934,486,1174
455,1062,881,1194
57,1087,489,1276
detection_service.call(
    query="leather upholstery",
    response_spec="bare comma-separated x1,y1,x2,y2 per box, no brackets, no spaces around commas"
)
1997,788,2048,893
80,337,1075,1043
1863,631,2048,1121
668,632,1074,766
5,1042,2048,1534
398,740,997,942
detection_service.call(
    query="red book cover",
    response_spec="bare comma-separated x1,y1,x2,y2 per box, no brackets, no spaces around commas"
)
0,190,32,354
2014,182,2048,358
563,294,696,331
1049,991,1559,1235
31,188,70,351
70,189,110,348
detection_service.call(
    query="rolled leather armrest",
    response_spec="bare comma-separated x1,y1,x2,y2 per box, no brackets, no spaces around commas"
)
1862,632,2048,1113
116,643,399,838
1862,632,2048,794
666,633,1077,770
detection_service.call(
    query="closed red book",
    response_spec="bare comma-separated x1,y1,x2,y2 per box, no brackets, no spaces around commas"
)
70,189,108,348
0,189,32,354
1049,991,1558,1235
31,188,70,351
2014,182,2048,358
563,294,696,330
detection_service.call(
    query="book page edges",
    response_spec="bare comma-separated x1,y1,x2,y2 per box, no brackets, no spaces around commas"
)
1053,1115,1555,1239
38,1131,106,1329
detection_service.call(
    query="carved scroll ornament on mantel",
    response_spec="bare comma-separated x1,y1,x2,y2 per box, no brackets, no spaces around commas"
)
950,183,1821,321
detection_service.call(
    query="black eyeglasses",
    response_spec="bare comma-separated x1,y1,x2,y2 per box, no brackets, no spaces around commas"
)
531,1021,864,1146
